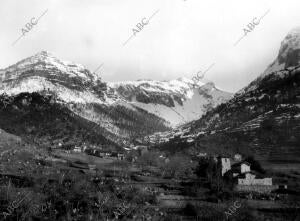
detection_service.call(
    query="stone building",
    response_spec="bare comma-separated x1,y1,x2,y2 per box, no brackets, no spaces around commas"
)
218,157,231,176
237,172,272,186
231,161,251,177
231,162,275,193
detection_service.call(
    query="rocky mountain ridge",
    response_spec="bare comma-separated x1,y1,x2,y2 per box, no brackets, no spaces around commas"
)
109,78,232,126
0,51,230,149
0,51,169,149
154,28,300,164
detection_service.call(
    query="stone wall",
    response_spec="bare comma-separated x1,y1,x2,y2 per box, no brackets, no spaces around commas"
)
238,173,272,186
235,185,278,193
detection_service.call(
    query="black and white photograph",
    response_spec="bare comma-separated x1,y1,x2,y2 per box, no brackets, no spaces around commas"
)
0,0,300,220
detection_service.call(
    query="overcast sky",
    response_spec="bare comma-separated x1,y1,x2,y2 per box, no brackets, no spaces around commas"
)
0,0,299,92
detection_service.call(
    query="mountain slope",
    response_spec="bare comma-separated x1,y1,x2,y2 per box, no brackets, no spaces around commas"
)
157,28,300,164
109,78,232,127
0,51,170,149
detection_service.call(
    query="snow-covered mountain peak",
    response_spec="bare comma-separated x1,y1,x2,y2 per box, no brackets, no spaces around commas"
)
35,50,53,57
286,27,300,37
110,77,208,100
200,81,215,89
109,78,232,126
278,27,300,66
260,27,300,77
1,51,96,84
0,51,232,127
0,51,112,105
238,27,300,95
177,77,191,82
176,77,195,84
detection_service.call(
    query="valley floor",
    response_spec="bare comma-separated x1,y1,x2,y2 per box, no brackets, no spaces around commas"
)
0,144,300,221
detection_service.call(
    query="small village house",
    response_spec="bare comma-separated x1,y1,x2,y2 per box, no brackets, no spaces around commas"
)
73,146,82,153
219,155,276,193
231,161,251,177
229,160,275,193
218,156,231,176
117,153,125,160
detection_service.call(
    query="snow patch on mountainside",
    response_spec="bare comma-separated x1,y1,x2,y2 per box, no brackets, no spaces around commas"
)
110,78,232,127
0,76,116,105
109,77,202,95
133,87,231,126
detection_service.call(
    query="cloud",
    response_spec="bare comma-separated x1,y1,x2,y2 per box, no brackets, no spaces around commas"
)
0,0,299,92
